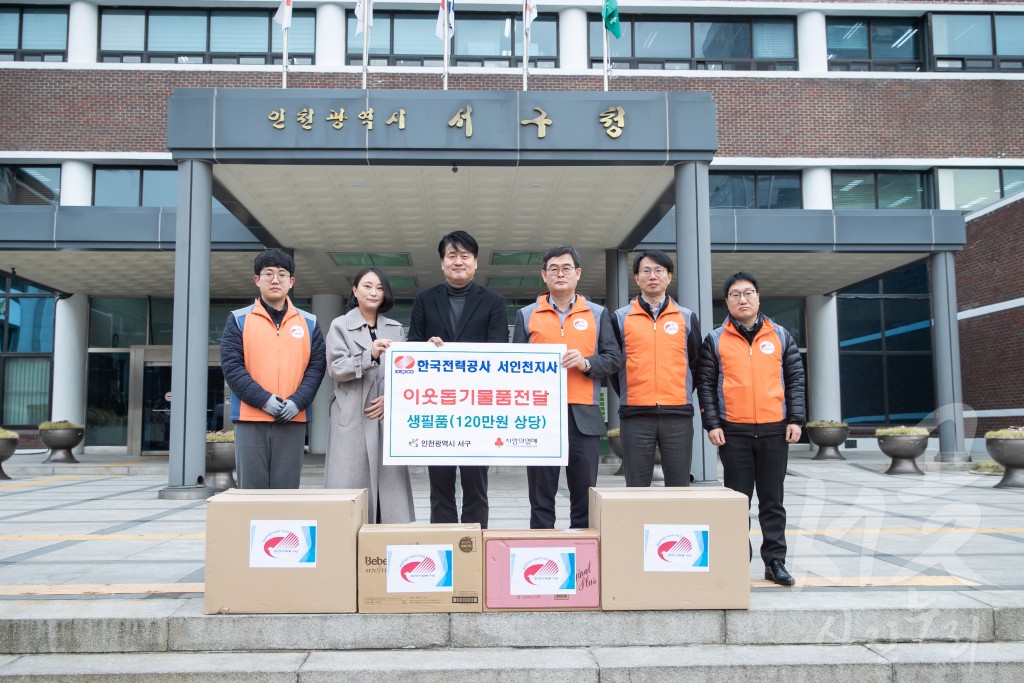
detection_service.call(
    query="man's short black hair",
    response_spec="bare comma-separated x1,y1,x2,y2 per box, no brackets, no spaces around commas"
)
723,271,760,298
348,266,395,313
254,249,295,276
437,231,479,259
542,245,581,269
632,249,674,275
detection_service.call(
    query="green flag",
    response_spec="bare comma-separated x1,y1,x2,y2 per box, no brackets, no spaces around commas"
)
602,0,620,39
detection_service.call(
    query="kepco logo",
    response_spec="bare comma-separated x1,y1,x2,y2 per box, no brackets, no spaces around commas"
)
523,558,563,586
656,534,696,564
399,554,440,585
393,355,416,374
262,530,301,559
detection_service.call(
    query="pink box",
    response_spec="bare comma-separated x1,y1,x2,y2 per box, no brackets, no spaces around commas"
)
483,529,600,611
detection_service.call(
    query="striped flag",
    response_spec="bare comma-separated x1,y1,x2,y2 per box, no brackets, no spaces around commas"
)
273,0,293,30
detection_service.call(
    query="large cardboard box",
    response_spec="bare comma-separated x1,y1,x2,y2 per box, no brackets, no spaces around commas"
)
205,489,367,614
590,487,750,610
358,524,482,613
483,529,600,611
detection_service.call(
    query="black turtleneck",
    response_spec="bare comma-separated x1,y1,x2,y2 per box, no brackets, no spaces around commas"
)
446,280,472,329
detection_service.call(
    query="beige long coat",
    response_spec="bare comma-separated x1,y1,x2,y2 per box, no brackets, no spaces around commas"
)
325,307,414,523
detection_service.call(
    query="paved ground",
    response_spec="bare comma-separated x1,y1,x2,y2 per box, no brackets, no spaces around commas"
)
0,445,1020,595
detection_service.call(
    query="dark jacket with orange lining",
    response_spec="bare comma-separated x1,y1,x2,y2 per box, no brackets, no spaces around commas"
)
696,314,805,437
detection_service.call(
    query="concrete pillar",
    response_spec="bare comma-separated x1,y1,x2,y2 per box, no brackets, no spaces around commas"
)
310,294,344,455
802,167,832,210
805,294,842,423
675,162,717,483
59,160,92,206
930,251,967,461
316,2,346,67
559,8,588,70
67,1,98,64
51,294,89,453
160,160,213,499
797,11,828,73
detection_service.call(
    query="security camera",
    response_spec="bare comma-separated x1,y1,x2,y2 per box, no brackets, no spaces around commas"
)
452,162,459,174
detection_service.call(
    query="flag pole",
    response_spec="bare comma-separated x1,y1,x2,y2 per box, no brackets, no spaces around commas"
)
282,26,289,89
522,0,528,91
602,26,609,92
361,9,369,89
443,7,450,91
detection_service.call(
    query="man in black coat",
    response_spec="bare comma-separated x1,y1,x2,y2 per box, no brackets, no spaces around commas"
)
408,230,508,528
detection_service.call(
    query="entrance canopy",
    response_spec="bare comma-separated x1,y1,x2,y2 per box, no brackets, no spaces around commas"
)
167,88,717,300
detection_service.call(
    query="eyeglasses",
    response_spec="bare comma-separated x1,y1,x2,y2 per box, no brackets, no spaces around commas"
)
259,271,291,283
727,289,758,301
639,267,668,277
545,265,578,276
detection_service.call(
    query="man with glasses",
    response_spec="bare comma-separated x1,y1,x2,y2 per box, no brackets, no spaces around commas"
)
612,250,701,487
221,249,326,489
696,272,805,586
409,231,508,528
513,246,622,528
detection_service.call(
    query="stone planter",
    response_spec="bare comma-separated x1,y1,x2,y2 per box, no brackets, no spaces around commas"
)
205,441,237,492
985,438,1024,489
40,428,84,464
0,437,17,480
877,435,928,476
807,425,849,460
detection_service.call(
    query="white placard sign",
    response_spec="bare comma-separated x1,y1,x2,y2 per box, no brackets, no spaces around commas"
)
382,342,569,466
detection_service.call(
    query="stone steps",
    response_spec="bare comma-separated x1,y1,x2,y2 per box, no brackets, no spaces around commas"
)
2,643,1023,682
1,591,1021,654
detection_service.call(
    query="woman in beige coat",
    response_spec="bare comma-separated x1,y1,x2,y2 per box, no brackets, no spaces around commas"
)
325,267,414,523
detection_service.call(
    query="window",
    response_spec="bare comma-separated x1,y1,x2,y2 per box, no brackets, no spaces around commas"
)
709,172,802,209
348,11,557,67
931,14,1024,71
0,6,67,61
936,168,1024,211
99,8,315,64
837,262,934,425
826,18,922,71
94,168,177,207
0,272,56,427
0,166,60,206
832,172,931,209
589,16,796,70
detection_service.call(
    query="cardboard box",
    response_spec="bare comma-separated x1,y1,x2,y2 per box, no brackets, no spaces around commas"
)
590,487,750,610
358,524,482,613
483,529,600,611
205,489,367,614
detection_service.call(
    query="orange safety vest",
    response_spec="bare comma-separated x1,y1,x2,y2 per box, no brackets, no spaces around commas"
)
522,294,602,406
707,317,788,424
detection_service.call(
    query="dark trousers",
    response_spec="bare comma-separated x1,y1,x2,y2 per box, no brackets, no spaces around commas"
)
621,413,694,487
528,410,599,529
718,432,789,564
427,465,489,528
234,421,306,489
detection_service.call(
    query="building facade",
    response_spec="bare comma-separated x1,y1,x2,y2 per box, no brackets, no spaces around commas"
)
1,1,1022,472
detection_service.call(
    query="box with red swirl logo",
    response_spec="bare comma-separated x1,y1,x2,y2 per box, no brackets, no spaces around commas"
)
483,529,600,611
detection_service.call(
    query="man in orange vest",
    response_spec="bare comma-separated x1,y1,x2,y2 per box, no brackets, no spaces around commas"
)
612,249,701,487
221,250,326,489
696,272,805,586
512,246,622,529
